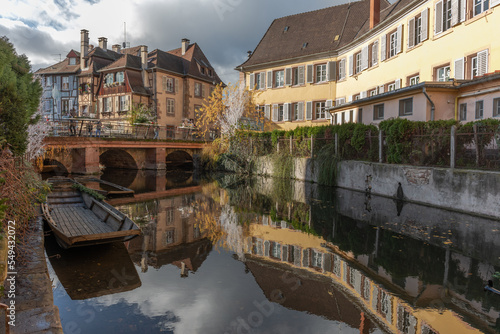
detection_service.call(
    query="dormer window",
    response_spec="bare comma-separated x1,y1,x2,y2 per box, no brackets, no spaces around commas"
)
284,26,289,32
105,73,114,85
69,58,76,65
302,43,308,49
201,67,205,75
116,71,124,84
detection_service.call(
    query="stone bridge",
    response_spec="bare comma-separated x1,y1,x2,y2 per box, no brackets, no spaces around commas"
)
43,137,206,174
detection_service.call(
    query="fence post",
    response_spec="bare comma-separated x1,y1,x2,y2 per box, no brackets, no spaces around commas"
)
379,130,383,163
290,135,293,156
310,134,314,158
250,137,253,155
335,133,339,156
450,125,456,168
277,137,280,153
473,124,479,167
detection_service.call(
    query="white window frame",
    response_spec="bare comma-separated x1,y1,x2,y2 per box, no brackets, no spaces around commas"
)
355,53,362,74
471,56,478,78
166,77,174,92
119,95,129,111
277,104,284,121
116,72,124,84
194,82,202,97
293,103,300,121
459,103,467,120
474,0,490,16
444,0,452,31
389,32,398,58
387,83,396,91
62,76,69,90
167,98,175,115
315,101,326,120
437,65,451,82
409,75,420,86
46,76,52,87
105,73,114,86
315,64,327,83
275,70,285,88
475,100,484,119
493,98,500,117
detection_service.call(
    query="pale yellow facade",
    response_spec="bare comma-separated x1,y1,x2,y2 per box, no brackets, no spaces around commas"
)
241,0,500,128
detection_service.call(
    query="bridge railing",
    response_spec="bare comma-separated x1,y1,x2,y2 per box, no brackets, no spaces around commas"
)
47,119,208,141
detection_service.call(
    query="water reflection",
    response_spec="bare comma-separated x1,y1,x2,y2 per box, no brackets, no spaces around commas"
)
46,171,500,333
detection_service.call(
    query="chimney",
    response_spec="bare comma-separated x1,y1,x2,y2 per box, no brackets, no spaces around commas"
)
370,0,380,29
112,44,121,53
80,29,89,70
181,38,190,55
98,37,108,50
141,45,149,88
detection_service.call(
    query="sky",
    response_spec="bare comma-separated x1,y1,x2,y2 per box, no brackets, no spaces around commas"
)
1,0,347,85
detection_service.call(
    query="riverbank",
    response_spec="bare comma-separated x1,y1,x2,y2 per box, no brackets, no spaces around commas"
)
252,157,500,220
0,215,63,333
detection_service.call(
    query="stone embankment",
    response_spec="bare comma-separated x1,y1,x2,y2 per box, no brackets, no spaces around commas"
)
0,215,63,334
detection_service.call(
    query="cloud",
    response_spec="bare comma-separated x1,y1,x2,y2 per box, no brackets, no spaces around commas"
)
2,0,347,83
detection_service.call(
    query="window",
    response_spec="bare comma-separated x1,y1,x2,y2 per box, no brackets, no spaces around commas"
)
494,98,500,117
436,65,451,81
389,31,398,58
255,74,261,90
370,41,379,67
315,101,326,119
116,72,124,84
62,77,69,90
443,0,452,31
61,100,69,115
69,58,76,65
167,98,175,115
399,98,413,116
119,96,129,111
415,16,422,45
471,56,478,78
475,0,490,16
355,52,362,74
338,59,346,80
459,103,467,120
293,103,300,121
104,73,113,86
165,230,175,245
475,100,484,119
311,250,322,268
201,67,205,75
370,89,378,96
275,70,284,87
271,242,281,259
209,69,213,77
373,104,384,120
194,82,202,97
387,83,396,91
103,97,112,113
165,77,175,92
315,64,327,83
358,108,363,123
292,66,305,86
46,76,52,87
277,104,284,121
409,75,420,86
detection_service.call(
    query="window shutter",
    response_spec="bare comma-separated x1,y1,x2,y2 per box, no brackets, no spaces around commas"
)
361,46,369,71
451,0,459,26
114,96,119,112
348,54,354,76
306,64,314,83
421,8,429,41
380,35,387,61
260,72,265,90
202,84,206,98
477,49,489,76
435,1,443,35
395,79,401,89
284,68,292,86
372,41,379,66
162,76,167,91
249,73,255,90
327,61,337,81
267,71,273,88
396,25,403,54
175,78,179,93
492,0,500,8
99,97,103,113
325,100,333,119
360,91,367,99
460,0,467,21
347,95,353,103
408,18,415,48
298,102,304,121
264,104,271,119
379,85,385,93
454,58,465,80
272,104,278,122
283,103,290,121
298,66,305,85
305,101,313,120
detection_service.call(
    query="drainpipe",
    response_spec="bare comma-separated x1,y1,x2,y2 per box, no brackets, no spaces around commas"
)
423,87,435,121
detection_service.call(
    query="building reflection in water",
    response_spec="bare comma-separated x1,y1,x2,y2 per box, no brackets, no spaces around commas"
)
193,177,500,334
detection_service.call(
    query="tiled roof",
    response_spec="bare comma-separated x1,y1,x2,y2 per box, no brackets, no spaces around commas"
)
127,70,150,95
34,56,80,75
167,43,223,84
98,54,143,72
238,0,395,69
149,49,187,75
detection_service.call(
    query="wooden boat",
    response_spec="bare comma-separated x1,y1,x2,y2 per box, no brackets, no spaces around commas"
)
42,177,141,249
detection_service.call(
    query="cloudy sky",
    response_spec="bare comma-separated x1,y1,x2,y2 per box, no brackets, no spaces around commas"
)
1,0,347,84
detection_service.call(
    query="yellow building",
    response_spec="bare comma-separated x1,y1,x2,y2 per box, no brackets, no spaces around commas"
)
237,0,500,128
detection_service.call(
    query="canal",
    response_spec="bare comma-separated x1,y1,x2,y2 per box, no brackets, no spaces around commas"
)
44,169,500,333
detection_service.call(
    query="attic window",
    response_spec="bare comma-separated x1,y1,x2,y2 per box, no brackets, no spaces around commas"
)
284,26,289,32
302,43,308,49
201,67,205,75
69,58,76,65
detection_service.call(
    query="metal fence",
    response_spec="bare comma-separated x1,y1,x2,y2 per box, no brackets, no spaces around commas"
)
47,119,205,141
234,128,500,171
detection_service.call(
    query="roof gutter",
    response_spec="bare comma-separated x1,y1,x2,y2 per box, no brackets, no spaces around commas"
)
422,86,435,121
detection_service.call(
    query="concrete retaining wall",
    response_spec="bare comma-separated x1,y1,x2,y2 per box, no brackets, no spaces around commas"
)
254,157,500,219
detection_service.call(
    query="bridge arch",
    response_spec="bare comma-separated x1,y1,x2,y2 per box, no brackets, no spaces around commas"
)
100,149,138,170
42,159,69,175
166,150,193,171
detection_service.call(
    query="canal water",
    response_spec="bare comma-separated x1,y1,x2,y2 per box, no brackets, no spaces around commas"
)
44,169,500,334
